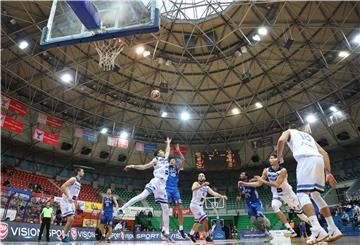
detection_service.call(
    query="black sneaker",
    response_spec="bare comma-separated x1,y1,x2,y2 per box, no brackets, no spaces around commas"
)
107,238,111,243
161,230,175,243
205,236,213,242
179,230,189,239
188,233,197,243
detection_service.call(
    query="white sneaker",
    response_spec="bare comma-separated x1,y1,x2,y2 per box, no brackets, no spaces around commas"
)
306,227,328,245
114,223,123,231
327,228,343,242
284,229,297,238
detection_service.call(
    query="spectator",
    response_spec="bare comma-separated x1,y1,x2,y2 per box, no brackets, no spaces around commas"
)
341,211,350,226
222,222,230,239
3,179,11,187
147,210,153,218
289,220,295,230
299,221,308,240
55,209,62,226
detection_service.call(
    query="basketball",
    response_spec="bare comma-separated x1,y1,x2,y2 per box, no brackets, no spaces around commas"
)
150,89,160,100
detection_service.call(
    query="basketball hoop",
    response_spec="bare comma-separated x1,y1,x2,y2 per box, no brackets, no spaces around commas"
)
93,38,125,71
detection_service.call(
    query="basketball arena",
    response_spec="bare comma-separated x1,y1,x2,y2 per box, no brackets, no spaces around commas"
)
1,1,360,244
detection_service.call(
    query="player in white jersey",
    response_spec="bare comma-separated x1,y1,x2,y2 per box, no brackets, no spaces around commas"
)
248,153,310,238
59,168,84,243
188,173,228,243
117,137,174,242
277,126,342,244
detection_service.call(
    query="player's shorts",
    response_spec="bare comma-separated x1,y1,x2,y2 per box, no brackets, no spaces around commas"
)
246,200,264,218
145,177,168,204
190,203,208,223
60,196,75,218
166,188,182,205
100,212,113,225
296,155,325,193
272,190,302,212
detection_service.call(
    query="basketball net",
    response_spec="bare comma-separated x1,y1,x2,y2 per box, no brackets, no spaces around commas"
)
93,38,125,71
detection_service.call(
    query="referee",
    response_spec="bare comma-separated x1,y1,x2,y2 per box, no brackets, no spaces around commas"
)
38,201,53,242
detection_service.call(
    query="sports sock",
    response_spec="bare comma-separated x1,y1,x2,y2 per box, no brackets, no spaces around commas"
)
325,216,337,230
179,225,183,230
285,223,291,229
309,215,321,229
189,229,195,235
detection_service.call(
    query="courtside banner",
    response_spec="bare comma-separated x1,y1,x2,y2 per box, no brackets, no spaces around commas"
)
0,221,187,241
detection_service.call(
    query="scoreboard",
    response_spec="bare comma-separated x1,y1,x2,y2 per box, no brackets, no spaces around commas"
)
194,150,240,169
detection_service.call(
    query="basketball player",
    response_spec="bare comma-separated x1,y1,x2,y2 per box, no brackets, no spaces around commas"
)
58,168,84,243
166,144,188,239
246,153,310,238
117,137,174,242
188,173,228,243
238,172,273,242
277,125,342,244
100,187,119,243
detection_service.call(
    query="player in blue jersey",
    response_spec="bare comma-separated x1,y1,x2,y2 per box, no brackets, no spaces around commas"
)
238,172,273,242
100,187,118,243
166,144,188,239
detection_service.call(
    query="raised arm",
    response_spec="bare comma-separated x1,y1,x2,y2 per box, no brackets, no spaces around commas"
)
61,177,76,201
277,130,291,162
113,196,119,210
124,159,156,171
192,181,209,192
256,168,286,188
238,171,265,188
164,137,172,158
176,144,185,173
208,187,228,200
316,142,337,188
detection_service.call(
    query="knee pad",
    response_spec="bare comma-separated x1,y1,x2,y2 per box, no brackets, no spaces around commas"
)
297,192,311,208
310,192,327,209
271,199,282,213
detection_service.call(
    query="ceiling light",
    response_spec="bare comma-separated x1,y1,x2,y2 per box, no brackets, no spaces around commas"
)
232,108,240,115
338,51,350,58
329,106,338,112
143,50,151,57
136,46,145,55
252,34,261,42
241,46,248,53
255,102,263,109
305,114,317,123
180,111,190,121
100,128,108,134
161,111,168,118
165,60,172,66
353,34,360,44
258,27,268,36
120,131,128,139
18,40,29,50
234,50,241,57
61,73,73,83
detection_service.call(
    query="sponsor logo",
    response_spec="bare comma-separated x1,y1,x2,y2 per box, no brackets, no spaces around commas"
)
0,222,8,240
77,231,95,240
71,228,77,240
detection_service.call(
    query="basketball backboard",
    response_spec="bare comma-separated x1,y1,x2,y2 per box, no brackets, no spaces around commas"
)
40,0,160,48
